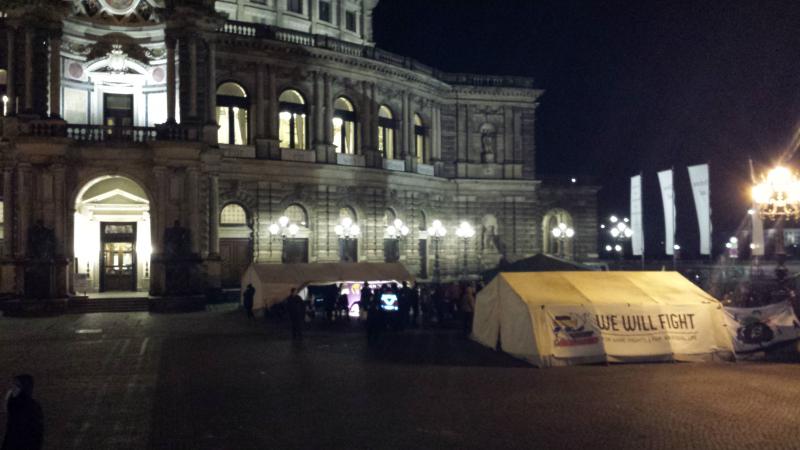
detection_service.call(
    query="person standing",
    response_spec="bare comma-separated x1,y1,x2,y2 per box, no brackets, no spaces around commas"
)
242,283,255,319
286,288,305,340
359,282,372,321
409,283,420,327
399,281,413,330
2,374,43,450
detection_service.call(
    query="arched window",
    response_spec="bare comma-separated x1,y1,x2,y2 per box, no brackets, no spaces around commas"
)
337,206,358,262
216,82,249,145
284,204,308,227
220,203,248,225
278,89,308,149
377,105,396,159
382,208,397,227
542,209,574,258
333,97,357,154
414,114,427,164
282,204,309,263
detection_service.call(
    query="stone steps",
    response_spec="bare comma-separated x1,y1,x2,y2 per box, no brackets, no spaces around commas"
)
68,297,150,314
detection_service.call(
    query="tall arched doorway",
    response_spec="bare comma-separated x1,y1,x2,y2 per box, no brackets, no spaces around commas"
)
219,203,253,288
74,176,151,292
542,208,573,258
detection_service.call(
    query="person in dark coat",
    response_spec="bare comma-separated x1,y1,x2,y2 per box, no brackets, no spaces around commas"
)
399,281,413,329
286,288,305,340
242,283,255,319
2,374,43,450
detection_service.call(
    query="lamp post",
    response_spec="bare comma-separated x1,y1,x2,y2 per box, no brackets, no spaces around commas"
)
752,166,800,284
427,219,447,281
335,216,361,262
385,218,410,261
455,221,475,277
725,236,739,259
268,215,300,262
551,222,575,258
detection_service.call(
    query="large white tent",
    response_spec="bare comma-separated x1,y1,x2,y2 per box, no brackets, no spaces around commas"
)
473,271,735,367
241,262,413,310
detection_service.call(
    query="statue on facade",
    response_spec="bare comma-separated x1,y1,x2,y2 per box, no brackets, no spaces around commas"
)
163,220,192,259
27,220,56,261
480,123,497,163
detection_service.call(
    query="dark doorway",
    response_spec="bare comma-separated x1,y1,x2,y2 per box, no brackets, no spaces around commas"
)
384,239,400,262
339,238,358,262
220,238,251,288
100,222,137,291
418,239,428,278
282,238,309,263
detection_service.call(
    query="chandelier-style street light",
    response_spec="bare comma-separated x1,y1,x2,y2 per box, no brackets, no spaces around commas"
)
455,221,475,277
268,215,299,239
334,216,361,239
427,219,447,281
752,165,800,284
385,218,410,239
551,222,575,258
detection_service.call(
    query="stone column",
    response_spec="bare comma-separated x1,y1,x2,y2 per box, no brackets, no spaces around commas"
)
2,168,13,258
187,167,200,254
150,166,168,296
189,37,198,119
209,174,220,256
166,37,177,123
23,28,33,113
206,39,217,123
16,164,30,258
5,28,15,115
313,71,324,145
49,35,62,119
255,64,266,138
51,164,65,253
258,65,279,159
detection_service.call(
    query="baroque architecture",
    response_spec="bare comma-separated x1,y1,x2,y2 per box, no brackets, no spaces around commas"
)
0,0,597,299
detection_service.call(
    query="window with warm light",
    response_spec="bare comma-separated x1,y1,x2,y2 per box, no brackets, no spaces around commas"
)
278,89,308,149
216,82,249,145
220,203,248,225
378,105,395,159
333,97,356,154
414,114,427,164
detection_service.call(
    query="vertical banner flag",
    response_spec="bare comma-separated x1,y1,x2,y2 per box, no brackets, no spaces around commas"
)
630,175,644,256
751,208,765,256
687,164,712,255
657,169,675,255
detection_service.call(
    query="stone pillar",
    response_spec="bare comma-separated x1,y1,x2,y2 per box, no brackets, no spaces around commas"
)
206,39,217,123
52,164,67,297
189,37,198,119
49,35,61,119
2,168,13,258
209,174,220,256
187,167,200,254
313,71,324,145
150,166,167,295
16,164,30,258
23,28,33,113
166,37,177,123
400,91,409,159
255,64,266,138
322,73,334,163
5,28,15,116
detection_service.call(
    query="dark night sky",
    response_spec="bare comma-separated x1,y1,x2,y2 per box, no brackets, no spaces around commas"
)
373,0,800,258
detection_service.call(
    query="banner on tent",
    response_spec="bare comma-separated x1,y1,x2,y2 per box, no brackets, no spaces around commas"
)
657,169,675,255
630,175,644,256
546,304,718,359
688,164,711,255
723,302,800,353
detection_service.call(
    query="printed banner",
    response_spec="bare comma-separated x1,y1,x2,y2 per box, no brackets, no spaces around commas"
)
547,304,718,359
723,302,800,353
657,169,675,255
687,164,711,255
630,175,644,256
751,209,765,256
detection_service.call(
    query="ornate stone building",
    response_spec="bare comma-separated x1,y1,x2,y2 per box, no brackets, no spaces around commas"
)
0,0,597,298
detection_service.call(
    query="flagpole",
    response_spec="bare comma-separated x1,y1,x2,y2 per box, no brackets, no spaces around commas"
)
672,166,677,270
640,170,645,270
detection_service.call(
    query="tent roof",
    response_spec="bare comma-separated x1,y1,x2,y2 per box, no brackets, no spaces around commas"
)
247,262,413,286
482,253,592,282
499,271,719,306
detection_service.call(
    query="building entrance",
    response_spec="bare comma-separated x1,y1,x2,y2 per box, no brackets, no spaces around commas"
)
100,222,137,291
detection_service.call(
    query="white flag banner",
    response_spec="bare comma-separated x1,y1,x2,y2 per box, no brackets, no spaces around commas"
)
687,164,712,255
630,175,644,256
723,302,800,353
657,169,675,255
751,209,765,256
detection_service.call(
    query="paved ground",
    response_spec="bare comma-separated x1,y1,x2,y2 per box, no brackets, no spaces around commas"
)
1,307,800,449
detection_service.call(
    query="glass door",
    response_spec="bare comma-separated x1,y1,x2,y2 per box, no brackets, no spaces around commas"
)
100,222,137,291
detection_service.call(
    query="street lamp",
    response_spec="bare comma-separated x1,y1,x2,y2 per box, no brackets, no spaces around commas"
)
385,218,410,262
725,236,739,259
551,222,575,258
334,216,361,239
427,219,447,281
455,221,475,277
607,217,633,259
752,165,800,283
268,215,300,239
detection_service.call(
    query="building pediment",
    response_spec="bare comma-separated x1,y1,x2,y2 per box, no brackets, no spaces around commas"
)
72,0,164,24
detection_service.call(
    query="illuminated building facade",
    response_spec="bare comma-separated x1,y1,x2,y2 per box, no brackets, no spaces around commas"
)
0,0,597,298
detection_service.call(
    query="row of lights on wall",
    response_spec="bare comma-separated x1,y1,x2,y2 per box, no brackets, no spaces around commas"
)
268,215,477,241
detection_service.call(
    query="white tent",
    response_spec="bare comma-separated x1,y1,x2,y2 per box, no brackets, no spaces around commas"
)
241,262,413,310
473,271,734,367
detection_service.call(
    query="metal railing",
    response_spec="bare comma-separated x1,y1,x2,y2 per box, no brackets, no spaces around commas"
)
17,121,200,143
